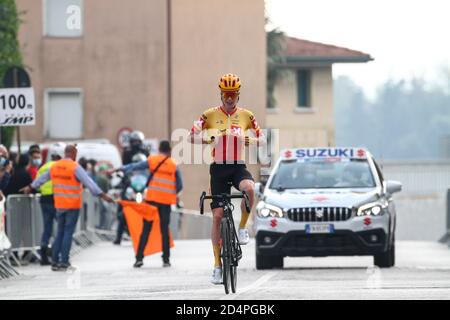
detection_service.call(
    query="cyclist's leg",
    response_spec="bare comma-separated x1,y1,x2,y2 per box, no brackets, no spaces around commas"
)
238,179,255,227
211,207,224,268
210,163,231,268
232,165,255,229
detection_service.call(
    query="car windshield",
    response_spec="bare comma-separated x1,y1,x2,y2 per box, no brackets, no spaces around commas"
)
269,158,376,190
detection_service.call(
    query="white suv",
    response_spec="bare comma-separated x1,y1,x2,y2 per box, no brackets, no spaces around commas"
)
254,147,402,269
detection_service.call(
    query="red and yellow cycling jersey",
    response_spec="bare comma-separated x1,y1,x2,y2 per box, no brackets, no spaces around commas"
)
191,106,263,163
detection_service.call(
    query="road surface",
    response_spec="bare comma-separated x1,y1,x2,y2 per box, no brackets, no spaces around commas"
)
1,239,450,300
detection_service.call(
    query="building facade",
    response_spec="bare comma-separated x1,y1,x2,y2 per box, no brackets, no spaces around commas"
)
267,37,373,161
16,0,266,209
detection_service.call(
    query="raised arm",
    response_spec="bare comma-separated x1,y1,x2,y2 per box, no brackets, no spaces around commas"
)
246,112,266,146
189,113,212,145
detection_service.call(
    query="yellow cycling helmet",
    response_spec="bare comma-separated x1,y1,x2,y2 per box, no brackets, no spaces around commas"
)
219,73,241,92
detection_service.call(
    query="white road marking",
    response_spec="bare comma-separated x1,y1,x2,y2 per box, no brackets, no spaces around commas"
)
224,272,278,300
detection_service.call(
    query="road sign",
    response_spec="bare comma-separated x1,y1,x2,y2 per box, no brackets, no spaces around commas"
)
117,127,133,148
0,88,35,126
1,66,34,156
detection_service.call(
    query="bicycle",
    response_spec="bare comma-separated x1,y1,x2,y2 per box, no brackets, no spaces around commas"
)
200,191,250,294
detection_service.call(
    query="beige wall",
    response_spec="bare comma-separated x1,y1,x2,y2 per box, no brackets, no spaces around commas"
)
16,0,266,210
267,66,335,161
17,0,169,143
171,0,266,210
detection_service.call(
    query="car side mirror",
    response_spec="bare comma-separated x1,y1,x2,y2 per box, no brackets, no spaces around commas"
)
254,182,264,198
385,180,402,195
260,174,269,186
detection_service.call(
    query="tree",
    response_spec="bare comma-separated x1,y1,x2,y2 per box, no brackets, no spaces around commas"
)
0,0,23,148
266,20,286,109
334,70,450,160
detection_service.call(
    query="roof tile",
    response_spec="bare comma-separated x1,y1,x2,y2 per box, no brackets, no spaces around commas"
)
284,37,372,58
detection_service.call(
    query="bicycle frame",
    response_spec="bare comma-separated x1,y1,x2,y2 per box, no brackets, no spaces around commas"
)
199,191,250,294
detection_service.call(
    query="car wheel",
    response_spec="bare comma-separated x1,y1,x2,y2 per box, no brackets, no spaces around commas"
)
374,235,395,268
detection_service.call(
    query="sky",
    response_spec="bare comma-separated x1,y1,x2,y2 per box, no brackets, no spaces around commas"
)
265,0,450,99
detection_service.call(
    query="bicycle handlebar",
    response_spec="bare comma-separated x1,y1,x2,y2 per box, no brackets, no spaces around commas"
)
199,191,250,215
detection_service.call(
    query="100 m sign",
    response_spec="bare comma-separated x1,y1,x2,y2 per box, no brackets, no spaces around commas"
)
0,94,29,110
0,88,36,126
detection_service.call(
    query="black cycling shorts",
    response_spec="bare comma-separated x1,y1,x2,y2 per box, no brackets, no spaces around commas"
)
209,162,254,210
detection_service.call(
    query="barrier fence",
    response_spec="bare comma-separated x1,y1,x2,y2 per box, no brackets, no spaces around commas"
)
3,191,109,272
0,199,19,279
0,191,214,279
439,189,450,245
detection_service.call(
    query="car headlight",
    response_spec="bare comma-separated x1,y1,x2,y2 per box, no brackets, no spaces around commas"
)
357,201,387,217
257,204,284,218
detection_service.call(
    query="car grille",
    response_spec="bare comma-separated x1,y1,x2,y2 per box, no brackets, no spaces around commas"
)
286,207,352,222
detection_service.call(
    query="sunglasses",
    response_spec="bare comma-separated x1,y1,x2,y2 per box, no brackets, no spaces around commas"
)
221,91,240,99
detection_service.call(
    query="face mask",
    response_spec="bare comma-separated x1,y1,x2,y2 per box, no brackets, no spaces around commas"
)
0,157,7,167
32,159,42,167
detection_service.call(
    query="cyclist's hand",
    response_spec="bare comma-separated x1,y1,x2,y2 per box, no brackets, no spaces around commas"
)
239,136,254,147
204,136,216,144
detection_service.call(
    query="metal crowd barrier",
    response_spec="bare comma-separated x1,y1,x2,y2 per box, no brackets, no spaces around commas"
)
0,199,19,279
6,195,42,263
439,189,450,246
1,190,215,272
3,192,109,268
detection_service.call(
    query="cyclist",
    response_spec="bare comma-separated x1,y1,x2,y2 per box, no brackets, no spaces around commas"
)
189,73,265,284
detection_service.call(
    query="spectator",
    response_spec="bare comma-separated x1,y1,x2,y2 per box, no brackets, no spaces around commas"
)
4,154,33,263
96,163,112,230
28,144,40,155
78,157,88,170
87,159,97,182
22,145,115,271
36,144,64,266
3,154,32,197
27,148,42,180
0,144,13,195
117,140,182,268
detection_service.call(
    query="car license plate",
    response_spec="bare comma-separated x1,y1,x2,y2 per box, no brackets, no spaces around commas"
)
305,224,335,234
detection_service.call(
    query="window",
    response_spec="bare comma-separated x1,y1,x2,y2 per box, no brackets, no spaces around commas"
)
269,159,375,190
44,0,83,37
296,69,311,108
45,90,83,139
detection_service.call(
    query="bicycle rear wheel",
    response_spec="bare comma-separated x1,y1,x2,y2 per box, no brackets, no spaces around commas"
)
221,218,231,294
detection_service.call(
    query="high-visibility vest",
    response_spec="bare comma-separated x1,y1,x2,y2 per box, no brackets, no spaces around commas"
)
145,154,177,205
37,161,55,196
50,159,83,210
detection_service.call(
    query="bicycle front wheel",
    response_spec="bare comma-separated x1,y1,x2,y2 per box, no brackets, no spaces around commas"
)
230,262,237,293
229,220,238,293
221,218,231,295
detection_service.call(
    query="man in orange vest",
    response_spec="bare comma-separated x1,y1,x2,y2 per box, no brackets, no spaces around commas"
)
115,140,182,268
21,145,114,271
